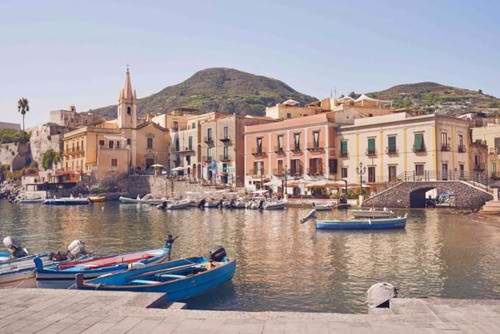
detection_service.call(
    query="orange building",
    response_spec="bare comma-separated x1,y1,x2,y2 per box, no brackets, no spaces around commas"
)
244,112,338,194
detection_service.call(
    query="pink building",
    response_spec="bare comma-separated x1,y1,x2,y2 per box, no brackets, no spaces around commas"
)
244,112,338,194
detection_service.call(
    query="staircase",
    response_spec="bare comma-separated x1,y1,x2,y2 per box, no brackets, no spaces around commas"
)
480,200,500,214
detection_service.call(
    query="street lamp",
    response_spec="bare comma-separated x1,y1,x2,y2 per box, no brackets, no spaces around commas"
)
356,162,367,195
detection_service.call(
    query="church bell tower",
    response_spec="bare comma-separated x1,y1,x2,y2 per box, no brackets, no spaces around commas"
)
117,67,137,129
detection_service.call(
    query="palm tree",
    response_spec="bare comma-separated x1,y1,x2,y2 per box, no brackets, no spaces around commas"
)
17,97,29,131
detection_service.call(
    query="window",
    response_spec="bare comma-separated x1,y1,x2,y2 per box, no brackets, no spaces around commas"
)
192,122,196,129
223,145,229,159
441,132,449,151
277,160,284,174
415,164,425,176
116,141,120,149
256,137,263,154
414,133,425,152
127,106,131,115
387,136,397,154
340,140,348,157
368,166,376,183
207,128,212,140
147,137,153,149
313,130,320,148
173,121,178,131
175,138,180,151
441,163,449,180
99,140,105,146
254,161,264,175
276,134,284,153
223,126,229,139
294,133,301,151
206,147,211,161
458,134,465,152
127,138,131,145
341,167,348,178
459,164,465,178
367,138,376,155
109,141,114,149
329,159,337,174
286,113,292,119
111,159,118,167
290,159,301,175
188,136,193,150
388,165,397,181
186,155,191,165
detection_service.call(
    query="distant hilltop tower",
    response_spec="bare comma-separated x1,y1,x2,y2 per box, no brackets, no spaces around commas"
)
117,67,137,129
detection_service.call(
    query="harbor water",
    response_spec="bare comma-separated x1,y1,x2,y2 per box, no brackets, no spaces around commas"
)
0,200,499,313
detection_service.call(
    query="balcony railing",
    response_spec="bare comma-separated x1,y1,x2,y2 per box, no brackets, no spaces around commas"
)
219,155,231,162
291,147,301,154
251,149,266,158
413,145,426,153
307,167,323,176
441,144,450,152
307,145,323,152
274,147,285,155
247,169,265,177
273,169,285,177
178,147,194,153
473,163,485,171
201,156,213,162
339,151,348,158
458,145,466,153
289,167,303,176
386,147,398,155
203,136,214,145
366,149,376,157
219,137,231,144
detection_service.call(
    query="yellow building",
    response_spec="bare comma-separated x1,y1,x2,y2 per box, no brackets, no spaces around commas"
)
63,69,170,181
337,112,475,188
471,123,500,178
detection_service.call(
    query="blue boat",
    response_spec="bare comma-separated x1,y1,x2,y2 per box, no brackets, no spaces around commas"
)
75,247,236,302
34,241,174,288
316,214,407,230
43,197,90,205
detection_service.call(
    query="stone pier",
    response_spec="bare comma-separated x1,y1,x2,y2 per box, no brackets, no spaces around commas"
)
0,289,499,333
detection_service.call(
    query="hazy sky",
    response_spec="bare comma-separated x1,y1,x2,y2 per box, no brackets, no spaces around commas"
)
1,0,499,127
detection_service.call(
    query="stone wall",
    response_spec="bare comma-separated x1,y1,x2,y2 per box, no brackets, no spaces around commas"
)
122,176,210,198
0,142,31,171
363,181,493,209
29,124,67,167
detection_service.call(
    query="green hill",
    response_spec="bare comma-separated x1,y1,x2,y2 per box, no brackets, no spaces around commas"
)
368,82,500,115
89,68,317,119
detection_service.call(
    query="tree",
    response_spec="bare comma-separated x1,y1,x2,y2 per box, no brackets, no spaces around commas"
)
41,149,61,171
17,97,29,131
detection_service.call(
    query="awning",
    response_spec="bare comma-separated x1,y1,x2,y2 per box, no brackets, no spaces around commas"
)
171,166,188,171
150,164,164,168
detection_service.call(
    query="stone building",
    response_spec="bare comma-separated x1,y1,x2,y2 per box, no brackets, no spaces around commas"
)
49,105,103,128
62,69,170,181
0,122,21,131
28,123,68,169
0,142,31,171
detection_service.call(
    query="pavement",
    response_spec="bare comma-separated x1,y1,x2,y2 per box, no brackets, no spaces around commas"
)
0,288,499,333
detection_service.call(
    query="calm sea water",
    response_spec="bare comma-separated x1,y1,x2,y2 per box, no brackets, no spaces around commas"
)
1,200,499,313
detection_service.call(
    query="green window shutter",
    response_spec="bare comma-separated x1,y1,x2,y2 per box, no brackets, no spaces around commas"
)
341,141,347,154
415,133,423,150
368,138,375,152
388,136,396,150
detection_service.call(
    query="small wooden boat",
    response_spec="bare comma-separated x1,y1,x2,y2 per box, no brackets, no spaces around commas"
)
119,194,165,205
0,253,54,287
43,197,90,205
35,243,173,288
204,199,221,208
351,208,394,218
88,195,106,203
17,197,44,204
166,199,191,210
262,200,287,210
316,215,407,230
313,203,333,211
75,247,236,302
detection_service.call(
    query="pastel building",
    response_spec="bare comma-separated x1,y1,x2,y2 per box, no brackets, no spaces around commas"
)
62,69,169,181
471,123,500,178
244,112,338,193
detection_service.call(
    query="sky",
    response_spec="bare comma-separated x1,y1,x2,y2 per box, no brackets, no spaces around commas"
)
0,0,499,127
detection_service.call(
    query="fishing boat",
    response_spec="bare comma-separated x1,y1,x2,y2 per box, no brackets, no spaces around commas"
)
43,197,90,205
119,194,165,205
204,199,221,208
88,195,106,203
315,214,407,230
166,199,191,210
351,208,394,218
313,203,333,211
262,200,287,210
75,246,236,302
34,241,174,288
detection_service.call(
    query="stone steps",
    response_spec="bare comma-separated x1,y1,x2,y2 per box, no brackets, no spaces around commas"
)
480,200,500,213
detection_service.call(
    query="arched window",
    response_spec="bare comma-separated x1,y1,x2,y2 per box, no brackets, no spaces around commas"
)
127,106,131,115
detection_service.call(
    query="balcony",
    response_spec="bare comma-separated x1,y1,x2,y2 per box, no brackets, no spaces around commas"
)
366,149,376,157
307,146,324,153
291,147,302,154
339,151,348,158
386,147,398,155
307,167,323,176
219,137,231,144
178,147,195,154
488,147,499,155
458,145,467,153
273,169,285,177
441,144,450,152
251,149,266,158
473,163,485,171
201,156,213,162
247,169,265,177
274,147,285,155
289,167,303,176
203,136,214,146
219,155,231,162
413,145,426,153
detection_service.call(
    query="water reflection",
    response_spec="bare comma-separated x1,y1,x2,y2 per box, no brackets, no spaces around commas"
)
0,201,499,313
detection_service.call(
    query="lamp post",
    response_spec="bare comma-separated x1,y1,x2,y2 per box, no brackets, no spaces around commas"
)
356,162,366,203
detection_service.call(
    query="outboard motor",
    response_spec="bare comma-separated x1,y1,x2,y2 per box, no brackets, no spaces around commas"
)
3,236,29,258
67,240,87,259
198,199,206,209
366,282,398,309
209,246,227,262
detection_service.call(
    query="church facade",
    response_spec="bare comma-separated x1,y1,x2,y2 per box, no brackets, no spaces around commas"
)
62,69,170,181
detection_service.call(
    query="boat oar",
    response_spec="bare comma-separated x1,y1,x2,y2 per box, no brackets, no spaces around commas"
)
300,208,317,224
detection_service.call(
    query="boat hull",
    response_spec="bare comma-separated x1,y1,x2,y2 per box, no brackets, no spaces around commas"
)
0,255,54,287
316,217,406,230
43,198,90,205
351,210,394,218
119,197,164,205
79,258,236,302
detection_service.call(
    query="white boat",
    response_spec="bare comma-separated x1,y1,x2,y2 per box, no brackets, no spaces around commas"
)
43,197,90,205
232,200,246,209
262,200,287,210
119,194,166,205
18,198,44,204
166,199,191,210
351,208,394,218
204,199,221,208
313,203,333,211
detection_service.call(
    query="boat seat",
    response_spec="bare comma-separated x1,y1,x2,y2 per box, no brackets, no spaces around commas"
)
158,274,186,279
130,279,161,285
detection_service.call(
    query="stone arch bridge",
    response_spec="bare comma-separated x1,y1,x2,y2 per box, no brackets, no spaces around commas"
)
363,180,494,209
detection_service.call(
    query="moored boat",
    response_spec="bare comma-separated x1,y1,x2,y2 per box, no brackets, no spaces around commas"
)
351,208,394,218
119,194,165,205
35,239,175,288
313,203,333,211
316,215,407,230
166,199,191,210
88,195,106,203
75,246,236,302
43,197,90,205
262,200,287,210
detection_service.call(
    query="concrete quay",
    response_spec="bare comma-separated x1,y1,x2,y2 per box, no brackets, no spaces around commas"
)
0,289,499,333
